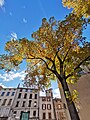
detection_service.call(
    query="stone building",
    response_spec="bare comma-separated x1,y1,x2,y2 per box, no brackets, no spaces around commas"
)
0,87,67,120
0,87,39,120
11,88,39,120
39,89,55,120
0,88,17,120
53,98,67,120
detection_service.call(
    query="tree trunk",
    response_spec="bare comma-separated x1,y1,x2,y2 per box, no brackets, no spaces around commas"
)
60,77,80,120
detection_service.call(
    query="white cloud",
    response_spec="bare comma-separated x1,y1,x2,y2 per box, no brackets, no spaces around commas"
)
23,18,27,23
11,32,17,39
40,88,61,98
0,0,4,7
0,83,7,88
53,88,61,98
0,71,27,82
40,91,46,96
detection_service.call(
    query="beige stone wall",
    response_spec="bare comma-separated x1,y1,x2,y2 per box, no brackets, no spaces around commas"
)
60,73,90,120
73,73,90,120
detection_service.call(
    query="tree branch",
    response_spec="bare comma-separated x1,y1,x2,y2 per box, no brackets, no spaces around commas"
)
27,56,55,73
63,46,71,63
45,56,57,71
53,49,60,61
66,55,90,79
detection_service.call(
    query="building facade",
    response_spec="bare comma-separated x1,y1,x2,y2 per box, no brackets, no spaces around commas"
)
53,98,67,120
39,89,55,120
0,88,17,120
0,87,67,120
0,88,39,120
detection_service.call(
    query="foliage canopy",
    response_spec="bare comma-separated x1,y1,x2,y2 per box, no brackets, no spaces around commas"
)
62,0,90,18
0,13,90,120
0,14,90,91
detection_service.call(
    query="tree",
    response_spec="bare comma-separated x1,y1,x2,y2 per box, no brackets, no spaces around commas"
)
0,14,90,120
62,0,90,18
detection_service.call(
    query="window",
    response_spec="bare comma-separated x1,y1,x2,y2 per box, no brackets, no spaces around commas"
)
14,111,17,114
24,93,27,99
28,100,31,107
20,89,22,92
42,97,46,101
33,111,36,116
35,94,37,99
15,101,19,107
22,101,25,107
42,104,46,110
6,92,10,96
2,99,7,106
34,101,37,107
43,113,46,119
47,97,51,101
60,112,65,119
28,111,30,116
8,99,12,105
47,104,51,110
18,93,21,98
30,89,32,92
12,92,15,96
1,92,5,96
25,89,28,92
58,104,61,109
29,94,32,99
48,112,52,119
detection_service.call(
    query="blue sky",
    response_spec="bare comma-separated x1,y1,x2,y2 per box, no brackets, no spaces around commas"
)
0,0,90,97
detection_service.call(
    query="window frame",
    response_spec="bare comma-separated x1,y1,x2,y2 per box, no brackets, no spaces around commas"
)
29,94,32,99
47,104,51,110
11,92,15,96
33,111,36,117
42,113,46,119
15,101,19,107
42,97,46,101
2,99,7,106
48,112,52,119
22,101,26,107
8,99,12,105
24,93,27,99
34,101,37,107
28,100,32,107
42,104,46,110
35,94,37,99
1,92,5,96
6,92,10,96
18,93,21,99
